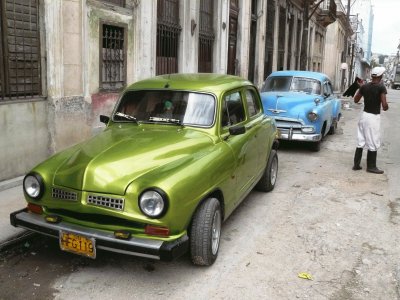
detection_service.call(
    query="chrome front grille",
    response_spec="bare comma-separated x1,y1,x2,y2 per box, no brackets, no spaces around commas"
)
87,195,125,211
275,119,302,129
52,188,77,201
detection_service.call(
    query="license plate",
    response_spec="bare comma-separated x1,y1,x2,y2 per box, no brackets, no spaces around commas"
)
59,231,96,259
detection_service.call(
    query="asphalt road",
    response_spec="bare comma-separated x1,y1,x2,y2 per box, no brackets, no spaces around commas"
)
1,89,399,300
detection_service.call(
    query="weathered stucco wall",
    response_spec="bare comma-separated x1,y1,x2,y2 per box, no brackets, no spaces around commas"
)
0,101,49,181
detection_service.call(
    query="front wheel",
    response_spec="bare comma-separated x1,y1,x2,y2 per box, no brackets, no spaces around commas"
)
256,149,278,192
190,198,222,266
328,120,337,135
309,140,321,152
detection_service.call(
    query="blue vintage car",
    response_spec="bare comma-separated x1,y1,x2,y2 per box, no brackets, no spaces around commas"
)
260,70,341,151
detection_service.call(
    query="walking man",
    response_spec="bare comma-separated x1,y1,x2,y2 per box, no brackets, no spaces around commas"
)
352,66,389,174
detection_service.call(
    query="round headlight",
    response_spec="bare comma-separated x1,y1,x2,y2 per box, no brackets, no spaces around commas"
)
307,112,318,122
139,190,167,218
23,173,44,199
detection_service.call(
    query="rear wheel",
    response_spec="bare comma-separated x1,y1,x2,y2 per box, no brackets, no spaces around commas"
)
256,149,278,192
190,198,221,266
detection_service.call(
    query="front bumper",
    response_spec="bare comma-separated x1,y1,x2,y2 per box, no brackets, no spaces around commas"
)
278,128,321,142
10,208,188,261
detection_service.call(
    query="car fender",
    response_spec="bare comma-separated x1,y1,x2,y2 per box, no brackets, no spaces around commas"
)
126,141,237,234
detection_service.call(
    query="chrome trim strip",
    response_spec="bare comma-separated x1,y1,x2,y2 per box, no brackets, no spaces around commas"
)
279,132,321,141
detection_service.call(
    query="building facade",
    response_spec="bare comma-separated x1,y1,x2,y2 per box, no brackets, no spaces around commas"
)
323,0,352,92
0,0,338,182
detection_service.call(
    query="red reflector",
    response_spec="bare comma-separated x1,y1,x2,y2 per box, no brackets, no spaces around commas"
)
27,203,43,214
145,225,170,236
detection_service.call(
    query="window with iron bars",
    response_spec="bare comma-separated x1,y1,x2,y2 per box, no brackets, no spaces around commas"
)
198,0,214,73
100,23,126,91
277,6,286,71
264,0,275,79
156,0,181,75
0,0,41,101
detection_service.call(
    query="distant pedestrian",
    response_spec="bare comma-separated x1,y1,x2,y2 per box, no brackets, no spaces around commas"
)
352,67,389,174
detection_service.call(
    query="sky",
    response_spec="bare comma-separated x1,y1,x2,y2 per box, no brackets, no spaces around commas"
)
369,0,400,55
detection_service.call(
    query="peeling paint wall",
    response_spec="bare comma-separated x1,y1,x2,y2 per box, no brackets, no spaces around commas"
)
0,101,49,180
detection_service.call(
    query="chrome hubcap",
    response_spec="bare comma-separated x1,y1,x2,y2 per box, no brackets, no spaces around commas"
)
270,156,278,185
211,210,221,255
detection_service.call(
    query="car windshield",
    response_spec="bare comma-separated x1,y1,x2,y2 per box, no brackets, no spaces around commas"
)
113,90,215,127
261,76,321,95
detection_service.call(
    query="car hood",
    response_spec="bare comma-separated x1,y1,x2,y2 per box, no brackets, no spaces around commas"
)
52,125,214,195
261,92,319,119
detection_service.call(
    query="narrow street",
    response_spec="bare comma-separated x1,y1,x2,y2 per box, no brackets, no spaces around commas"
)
1,89,399,300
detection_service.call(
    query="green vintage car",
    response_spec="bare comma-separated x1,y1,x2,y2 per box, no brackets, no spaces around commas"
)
11,73,279,266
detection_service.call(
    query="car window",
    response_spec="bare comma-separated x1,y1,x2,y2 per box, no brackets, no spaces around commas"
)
290,77,321,95
261,76,292,92
221,91,246,127
323,81,333,96
245,89,261,117
114,90,215,127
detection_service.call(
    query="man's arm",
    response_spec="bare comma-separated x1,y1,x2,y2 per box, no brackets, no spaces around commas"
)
354,90,362,103
381,93,389,111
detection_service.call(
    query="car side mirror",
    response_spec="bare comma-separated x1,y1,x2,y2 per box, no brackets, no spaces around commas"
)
229,125,246,136
100,115,110,124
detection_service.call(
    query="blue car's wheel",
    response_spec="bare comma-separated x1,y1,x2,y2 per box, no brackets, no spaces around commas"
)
328,120,337,135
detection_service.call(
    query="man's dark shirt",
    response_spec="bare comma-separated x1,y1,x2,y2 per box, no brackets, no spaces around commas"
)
358,82,387,114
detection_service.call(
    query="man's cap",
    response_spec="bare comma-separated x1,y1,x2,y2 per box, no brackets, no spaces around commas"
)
371,67,385,77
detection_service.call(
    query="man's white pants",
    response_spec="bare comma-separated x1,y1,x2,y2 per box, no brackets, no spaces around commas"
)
357,111,381,151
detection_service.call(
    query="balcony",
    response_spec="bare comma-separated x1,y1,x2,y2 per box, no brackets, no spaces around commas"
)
316,0,337,27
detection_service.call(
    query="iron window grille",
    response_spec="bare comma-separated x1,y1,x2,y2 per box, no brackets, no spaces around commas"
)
100,23,126,91
0,0,41,101
156,0,181,75
287,15,294,70
295,19,302,69
277,6,286,70
198,0,214,73
248,0,257,82
264,0,275,78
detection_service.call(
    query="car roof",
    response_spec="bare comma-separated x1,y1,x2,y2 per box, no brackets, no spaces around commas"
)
125,73,253,93
268,70,330,82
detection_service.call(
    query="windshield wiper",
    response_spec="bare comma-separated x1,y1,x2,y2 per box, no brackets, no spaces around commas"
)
148,116,183,126
114,112,138,123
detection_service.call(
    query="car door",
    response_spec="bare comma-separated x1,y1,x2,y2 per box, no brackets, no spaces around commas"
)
220,89,256,207
322,81,335,132
243,87,269,178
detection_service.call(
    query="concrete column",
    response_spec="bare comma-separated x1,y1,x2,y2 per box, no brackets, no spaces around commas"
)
44,0,63,98
255,0,267,85
63,0,83,96
179,0,199,73
134,0,157,79
236,0,250,78
214,0,229,74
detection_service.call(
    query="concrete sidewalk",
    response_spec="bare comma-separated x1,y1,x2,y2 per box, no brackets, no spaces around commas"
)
0,177,29,249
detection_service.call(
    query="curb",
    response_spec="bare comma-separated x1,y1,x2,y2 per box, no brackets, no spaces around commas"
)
0,176,24,192
0,230,34,251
